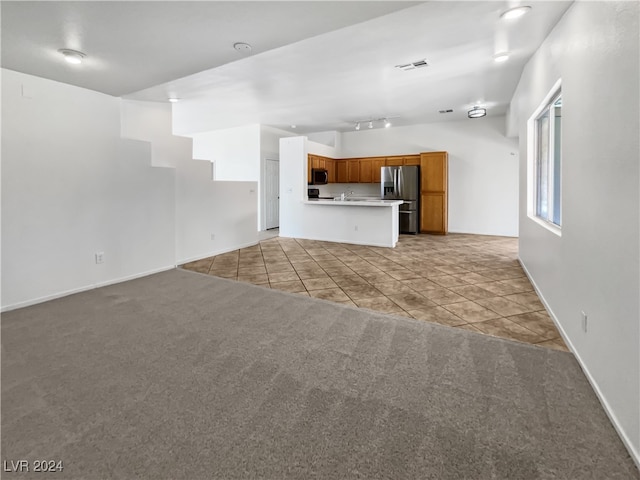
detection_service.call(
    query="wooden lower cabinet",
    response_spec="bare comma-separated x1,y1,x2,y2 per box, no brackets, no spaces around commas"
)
420,152,448,234
421,193,446,234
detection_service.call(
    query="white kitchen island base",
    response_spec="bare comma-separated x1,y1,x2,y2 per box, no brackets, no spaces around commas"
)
292,199,403,248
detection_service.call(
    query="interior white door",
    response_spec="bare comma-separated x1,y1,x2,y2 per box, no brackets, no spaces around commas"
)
265,159,280,229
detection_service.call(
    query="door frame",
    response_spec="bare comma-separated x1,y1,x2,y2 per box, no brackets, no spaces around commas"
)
261,156,280,231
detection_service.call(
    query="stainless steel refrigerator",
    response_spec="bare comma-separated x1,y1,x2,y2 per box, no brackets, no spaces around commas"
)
381,165,420,234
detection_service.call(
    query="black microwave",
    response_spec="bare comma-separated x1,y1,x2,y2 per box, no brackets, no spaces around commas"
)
310,168,328,185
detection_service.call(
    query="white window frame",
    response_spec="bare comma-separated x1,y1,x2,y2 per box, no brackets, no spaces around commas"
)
527,79,562,236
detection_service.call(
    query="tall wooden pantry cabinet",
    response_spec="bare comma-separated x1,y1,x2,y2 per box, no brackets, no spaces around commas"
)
420,152,448,234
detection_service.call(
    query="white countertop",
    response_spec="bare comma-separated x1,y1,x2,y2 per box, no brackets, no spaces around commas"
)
304,198,403,207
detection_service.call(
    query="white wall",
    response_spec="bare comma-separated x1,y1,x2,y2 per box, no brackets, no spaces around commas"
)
259,125,296,230
189,124,261,182
339,117,519,236
1,71,262,310
1,70,175,310
121,100,259,263
511,1,639,465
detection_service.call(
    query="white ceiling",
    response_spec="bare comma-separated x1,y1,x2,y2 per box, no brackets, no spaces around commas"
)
1,1,573,134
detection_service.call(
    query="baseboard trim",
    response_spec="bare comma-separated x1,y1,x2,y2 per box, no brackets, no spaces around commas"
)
518,258,640,471
177,240,260,265
1,265,175,313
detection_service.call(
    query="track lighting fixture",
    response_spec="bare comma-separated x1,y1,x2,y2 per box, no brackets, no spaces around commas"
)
352,116,398,130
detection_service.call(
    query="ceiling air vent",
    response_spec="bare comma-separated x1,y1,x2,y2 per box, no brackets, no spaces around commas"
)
395,59,429,71
439,109,454,114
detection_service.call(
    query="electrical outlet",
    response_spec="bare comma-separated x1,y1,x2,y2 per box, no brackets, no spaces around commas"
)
581,311,588,332
95,252,105,264
210,234,215,241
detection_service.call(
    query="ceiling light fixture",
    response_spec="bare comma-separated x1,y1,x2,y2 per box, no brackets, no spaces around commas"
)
58,48,86,65
290,125,297,129
468,106,487,118
500,5,532,20
493,52,510,63
353,117,399,130
168,97,180,103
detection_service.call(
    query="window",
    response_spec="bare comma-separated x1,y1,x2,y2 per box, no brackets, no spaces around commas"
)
530,84,562,229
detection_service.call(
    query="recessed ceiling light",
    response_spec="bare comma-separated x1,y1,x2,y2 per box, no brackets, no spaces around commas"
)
500,6,532,20
468,106,487,118
168,98,180,103
290,125,297,129
58,48,86,65
493,52,510,63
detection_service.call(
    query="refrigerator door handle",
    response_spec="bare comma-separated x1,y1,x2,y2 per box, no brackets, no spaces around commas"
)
394,169,399,196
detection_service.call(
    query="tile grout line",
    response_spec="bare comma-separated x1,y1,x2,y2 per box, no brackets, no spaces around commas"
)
183,235,567,351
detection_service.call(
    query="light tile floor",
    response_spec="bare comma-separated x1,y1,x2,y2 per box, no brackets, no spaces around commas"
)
181,233,568,351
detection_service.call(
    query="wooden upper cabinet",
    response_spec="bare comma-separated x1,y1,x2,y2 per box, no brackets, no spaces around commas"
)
347,159,360,183
372,158,385,183
308,154,335,183
359,159,373,183
307,155,314,184
307,153,424,185
336,160,348,183
421,152,447,192
326,158,335,183
420,151,448,235
385,157,404,166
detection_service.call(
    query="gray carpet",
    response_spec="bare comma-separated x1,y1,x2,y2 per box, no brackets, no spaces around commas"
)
2,269,638,479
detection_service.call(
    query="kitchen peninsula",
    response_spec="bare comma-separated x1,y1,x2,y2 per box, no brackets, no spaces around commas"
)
303,198,403,247
280,136,405,248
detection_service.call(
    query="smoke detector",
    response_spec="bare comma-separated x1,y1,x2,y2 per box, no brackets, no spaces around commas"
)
233,42,252,53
